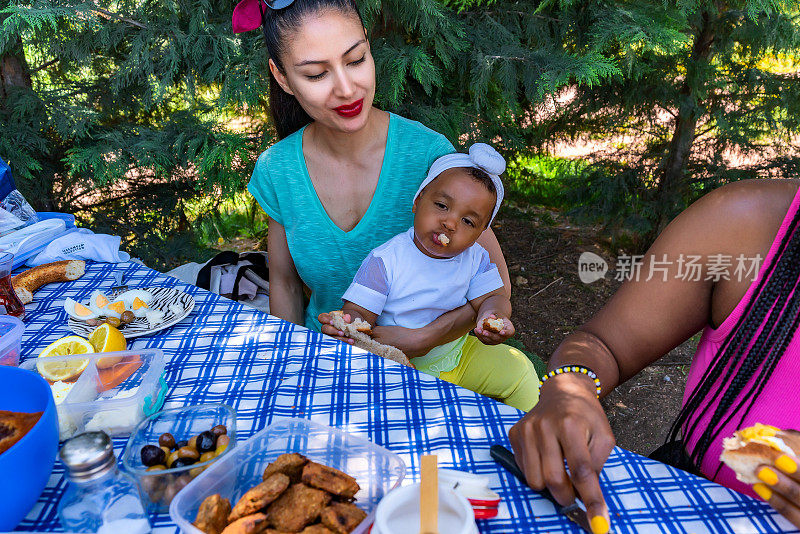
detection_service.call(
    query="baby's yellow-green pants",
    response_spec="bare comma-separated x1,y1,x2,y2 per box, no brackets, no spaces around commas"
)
437,336,539,412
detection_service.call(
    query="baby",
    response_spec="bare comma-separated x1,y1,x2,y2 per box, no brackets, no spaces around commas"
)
333,143,539,411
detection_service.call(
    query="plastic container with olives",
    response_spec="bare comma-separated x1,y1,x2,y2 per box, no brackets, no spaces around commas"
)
121,404,236,513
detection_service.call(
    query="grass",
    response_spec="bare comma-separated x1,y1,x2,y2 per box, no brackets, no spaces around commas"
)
505,153,588,209
185,192,269,249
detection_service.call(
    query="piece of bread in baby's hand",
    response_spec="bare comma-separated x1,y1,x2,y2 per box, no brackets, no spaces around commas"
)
329,311,411,367
719,423,800,484
482,317,505,333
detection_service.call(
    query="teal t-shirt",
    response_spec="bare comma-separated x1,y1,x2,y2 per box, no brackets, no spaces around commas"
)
248,113,455,331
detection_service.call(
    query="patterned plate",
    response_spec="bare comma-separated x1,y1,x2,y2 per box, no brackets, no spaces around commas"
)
68,287,195,339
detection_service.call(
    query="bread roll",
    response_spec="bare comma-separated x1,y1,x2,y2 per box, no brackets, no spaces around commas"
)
720,423,800,484
11,260,85,304
329,311,411,367
482,317,505,333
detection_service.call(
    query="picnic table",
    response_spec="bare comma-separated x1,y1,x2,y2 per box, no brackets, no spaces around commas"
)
13,260,798,533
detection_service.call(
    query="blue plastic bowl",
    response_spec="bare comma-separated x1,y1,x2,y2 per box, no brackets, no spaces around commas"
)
0,365,58,530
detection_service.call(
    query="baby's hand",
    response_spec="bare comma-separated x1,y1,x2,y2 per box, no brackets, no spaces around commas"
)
318,310,355,344
474,314,515,345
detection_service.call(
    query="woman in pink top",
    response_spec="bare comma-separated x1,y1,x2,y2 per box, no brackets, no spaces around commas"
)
509,179,800,533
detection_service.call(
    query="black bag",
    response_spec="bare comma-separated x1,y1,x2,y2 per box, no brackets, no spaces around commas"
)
194,251,269,312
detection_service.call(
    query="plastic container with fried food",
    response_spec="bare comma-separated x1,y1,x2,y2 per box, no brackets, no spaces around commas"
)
169,417,406,534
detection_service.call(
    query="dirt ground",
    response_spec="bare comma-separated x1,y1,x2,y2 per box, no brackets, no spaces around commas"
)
220,205,697,457
492,204,697,456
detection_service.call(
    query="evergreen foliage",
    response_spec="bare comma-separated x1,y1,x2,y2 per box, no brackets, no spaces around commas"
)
538,0,800,244
1,0,798,263
1,0,620,266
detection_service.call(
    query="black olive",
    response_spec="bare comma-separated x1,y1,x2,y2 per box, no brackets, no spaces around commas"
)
171,457,196,468
175,439,189,449
140,444,166,467
159,433,176,450
196,431,217,453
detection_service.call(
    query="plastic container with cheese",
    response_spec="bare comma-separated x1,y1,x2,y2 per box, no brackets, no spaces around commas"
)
20,348,166,440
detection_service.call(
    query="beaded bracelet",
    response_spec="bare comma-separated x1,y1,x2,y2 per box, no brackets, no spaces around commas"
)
539,365,602,398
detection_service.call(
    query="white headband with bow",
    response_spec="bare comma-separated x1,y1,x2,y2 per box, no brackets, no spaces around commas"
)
414,143,506,225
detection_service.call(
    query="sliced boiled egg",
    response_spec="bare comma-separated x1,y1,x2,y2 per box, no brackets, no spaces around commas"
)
131,298,150,318
88,290,111,313
104,299,127,318
117,289,154,307
64,298,99,321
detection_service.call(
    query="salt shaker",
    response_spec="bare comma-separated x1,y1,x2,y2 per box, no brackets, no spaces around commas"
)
57,431,151,534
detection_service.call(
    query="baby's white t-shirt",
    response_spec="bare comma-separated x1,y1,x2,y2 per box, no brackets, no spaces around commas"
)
342,227,503,327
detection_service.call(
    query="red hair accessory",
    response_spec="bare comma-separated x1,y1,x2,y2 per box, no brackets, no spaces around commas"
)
232,0,295,33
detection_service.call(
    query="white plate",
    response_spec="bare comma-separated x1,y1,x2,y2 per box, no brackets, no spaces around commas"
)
68,287,195,339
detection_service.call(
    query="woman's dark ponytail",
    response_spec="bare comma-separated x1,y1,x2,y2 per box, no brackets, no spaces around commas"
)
260,0,364,139
268,71,312,140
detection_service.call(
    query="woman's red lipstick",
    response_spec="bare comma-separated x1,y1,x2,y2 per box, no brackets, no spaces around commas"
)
334,99,363,118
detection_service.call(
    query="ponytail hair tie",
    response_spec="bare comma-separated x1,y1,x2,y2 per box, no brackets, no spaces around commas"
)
232,0,296,33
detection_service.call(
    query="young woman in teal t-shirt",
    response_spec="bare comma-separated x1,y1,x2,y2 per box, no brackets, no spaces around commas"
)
244,0,533,404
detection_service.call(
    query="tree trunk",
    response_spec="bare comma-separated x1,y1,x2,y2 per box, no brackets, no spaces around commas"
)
656,11,716,231
0,7,33,105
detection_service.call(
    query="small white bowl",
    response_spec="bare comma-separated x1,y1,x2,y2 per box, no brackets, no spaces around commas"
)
373,482,478,534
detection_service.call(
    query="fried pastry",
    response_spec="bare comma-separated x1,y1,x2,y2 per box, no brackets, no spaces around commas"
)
229,473,290,522
301,526,336,534
319,502,367,534
266,483,331,532
221,513,269,534
194,494,232,534
262,453,309,484
301,462,360,499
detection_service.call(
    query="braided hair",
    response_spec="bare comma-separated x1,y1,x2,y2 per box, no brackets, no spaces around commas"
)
667,203,800,475
259,0,365,139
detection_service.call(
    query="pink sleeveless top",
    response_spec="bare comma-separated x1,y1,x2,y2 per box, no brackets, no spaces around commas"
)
683,185,800,498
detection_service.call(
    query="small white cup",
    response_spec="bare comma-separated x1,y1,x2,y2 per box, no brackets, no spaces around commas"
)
372,482,478,534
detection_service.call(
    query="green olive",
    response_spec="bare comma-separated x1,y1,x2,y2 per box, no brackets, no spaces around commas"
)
215,434,230,455
177,446,199,460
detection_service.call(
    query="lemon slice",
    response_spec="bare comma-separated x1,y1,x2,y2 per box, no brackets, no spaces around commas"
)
88,323,127,369
36,336,95,381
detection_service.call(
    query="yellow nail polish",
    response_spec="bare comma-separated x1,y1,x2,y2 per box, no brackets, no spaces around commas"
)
590,515,609,534
753,483,773,501
776,454,798,474
758,467,780,486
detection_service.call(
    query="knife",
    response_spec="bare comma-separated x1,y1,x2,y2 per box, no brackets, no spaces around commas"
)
490,444,613,534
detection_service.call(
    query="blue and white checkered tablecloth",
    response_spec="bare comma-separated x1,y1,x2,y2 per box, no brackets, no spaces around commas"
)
12,261,798,533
